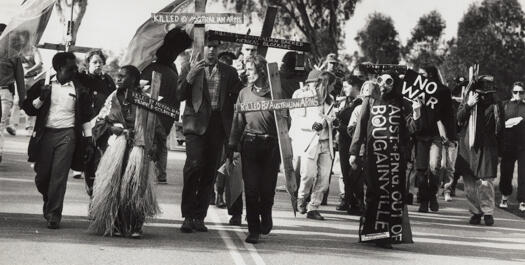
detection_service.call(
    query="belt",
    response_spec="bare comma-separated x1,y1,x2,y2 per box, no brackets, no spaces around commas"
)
45,127,75,132
243,132,277,140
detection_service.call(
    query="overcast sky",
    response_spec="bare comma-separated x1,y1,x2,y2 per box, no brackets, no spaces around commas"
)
1,0,525,63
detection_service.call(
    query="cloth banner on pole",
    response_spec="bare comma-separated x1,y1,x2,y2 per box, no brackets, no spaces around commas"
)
0,0,56,59
120,0,194,71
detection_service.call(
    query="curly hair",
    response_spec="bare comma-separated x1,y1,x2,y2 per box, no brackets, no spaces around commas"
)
245,55,268,85
85,50,106,65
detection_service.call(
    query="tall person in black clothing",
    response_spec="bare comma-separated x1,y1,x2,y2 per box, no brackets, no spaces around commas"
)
177,39,242,233
229,55,286,244
142,28,193,184
334,76,363,213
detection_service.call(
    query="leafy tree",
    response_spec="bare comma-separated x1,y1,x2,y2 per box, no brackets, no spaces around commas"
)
220,0,360,63
441,0,525,98
355,12,400,64
404,10,446,69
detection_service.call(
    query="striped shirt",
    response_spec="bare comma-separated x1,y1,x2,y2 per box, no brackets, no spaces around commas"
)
205,64,220,110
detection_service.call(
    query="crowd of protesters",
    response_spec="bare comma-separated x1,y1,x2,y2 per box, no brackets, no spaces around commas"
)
1,26,525,248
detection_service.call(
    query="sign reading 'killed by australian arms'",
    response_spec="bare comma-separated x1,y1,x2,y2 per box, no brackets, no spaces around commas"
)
152,13,243,24
235,97,320,113
207,30,311,52
131,92,179,119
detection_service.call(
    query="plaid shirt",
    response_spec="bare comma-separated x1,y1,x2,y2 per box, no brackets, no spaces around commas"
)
205,64,221,110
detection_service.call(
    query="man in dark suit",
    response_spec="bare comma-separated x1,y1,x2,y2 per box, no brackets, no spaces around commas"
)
176,40,242,233
22,52,94,229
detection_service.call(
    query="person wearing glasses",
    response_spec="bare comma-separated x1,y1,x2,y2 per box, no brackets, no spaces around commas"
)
499,82,525,212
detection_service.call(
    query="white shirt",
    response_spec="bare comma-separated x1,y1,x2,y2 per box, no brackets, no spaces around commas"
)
33,77,76,129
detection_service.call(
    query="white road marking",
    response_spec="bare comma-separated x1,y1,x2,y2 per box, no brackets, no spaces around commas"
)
208,208,247,265
233,230,266,265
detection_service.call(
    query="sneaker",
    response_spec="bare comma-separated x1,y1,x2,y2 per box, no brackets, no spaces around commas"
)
469,214,482,225
418,201,429,213
444,191,452,202
298,198,307,215
180,217,193,233
306,210,325,220
499,199,508,209
245,233,260,244
130,230,143,239
229,215,242,226
6,126,16,136
429,197,439,212
484,215,494,226
192,219,208,232
519,202,525,212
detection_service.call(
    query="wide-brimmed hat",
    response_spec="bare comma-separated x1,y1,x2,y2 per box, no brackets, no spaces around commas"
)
474,75,496,94
305,69,322,83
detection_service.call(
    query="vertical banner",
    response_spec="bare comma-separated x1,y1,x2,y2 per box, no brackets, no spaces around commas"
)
360,103,406,243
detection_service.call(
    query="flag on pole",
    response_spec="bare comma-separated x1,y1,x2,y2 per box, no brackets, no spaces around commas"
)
0,0,56,59
121,0,194,71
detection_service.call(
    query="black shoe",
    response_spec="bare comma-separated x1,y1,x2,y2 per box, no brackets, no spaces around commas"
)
418,201,429,213
484,215,494,226
306,210,325,220
180,217,193,233
73,174,82,179
260,214,273,235
47,220,59,229
336,196,349,211
429,197,439,212
209,192,216,205
130,230,143,239
469,214,482,225
156,179,168,185
347,205,363,216
6,127,16,136
192,219,208,232
216,196,226,209
245,233,260,244
375,240,393,249
298,198,307,214
229,215,242,226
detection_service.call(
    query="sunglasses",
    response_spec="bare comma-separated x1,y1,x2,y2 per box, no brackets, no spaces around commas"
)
377,75,393,86
513,90,525,95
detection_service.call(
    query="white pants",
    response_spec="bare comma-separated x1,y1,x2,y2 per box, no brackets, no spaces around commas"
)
298,140,333,212
0,89,14,155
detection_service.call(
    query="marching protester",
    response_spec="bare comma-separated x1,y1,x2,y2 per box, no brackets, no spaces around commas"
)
176,39,242,233
334,76,363,213
76,50,116,191
229,55,284,244
21,52,94,229
295,71,337,221
350,74,420,248
414,66,446,213
89,65,161,238
456,76,504,226
499,81,525,211
142,27,193,184
0,25,26,164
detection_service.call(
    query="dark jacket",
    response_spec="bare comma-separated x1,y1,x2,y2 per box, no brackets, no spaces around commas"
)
176,61,242,137
22,77,94,171
456,98,504,178
76,72,116,116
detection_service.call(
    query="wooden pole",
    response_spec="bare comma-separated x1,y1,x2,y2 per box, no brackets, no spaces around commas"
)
257,6,278,57
191,0,207,112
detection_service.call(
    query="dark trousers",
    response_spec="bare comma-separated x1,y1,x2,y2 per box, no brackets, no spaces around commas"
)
241,135,280,234
228,194,243,216
500,147,525,202
35,128,76,223
84,149,102,196
181,112,225,220
339,134,364,207
152,131,168,182
416,138,442,202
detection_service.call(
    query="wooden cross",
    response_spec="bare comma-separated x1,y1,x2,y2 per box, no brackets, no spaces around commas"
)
151,0,244,112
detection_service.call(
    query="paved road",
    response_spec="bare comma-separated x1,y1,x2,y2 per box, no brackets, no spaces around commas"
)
1,134,525,265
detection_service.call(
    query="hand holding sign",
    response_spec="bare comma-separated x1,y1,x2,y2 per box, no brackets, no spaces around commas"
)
412,97,422,120
186,59,206,84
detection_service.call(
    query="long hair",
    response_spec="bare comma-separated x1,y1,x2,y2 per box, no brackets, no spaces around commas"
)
245,55,268,87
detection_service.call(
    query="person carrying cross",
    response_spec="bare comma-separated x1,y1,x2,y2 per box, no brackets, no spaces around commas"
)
177,38,242,233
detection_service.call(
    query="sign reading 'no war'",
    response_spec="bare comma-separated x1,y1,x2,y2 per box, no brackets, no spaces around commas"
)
399,69,446,110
